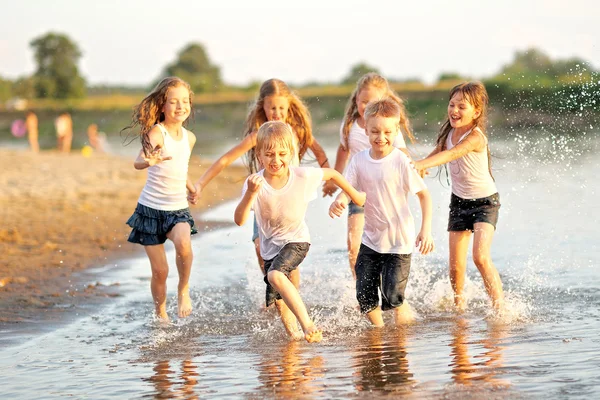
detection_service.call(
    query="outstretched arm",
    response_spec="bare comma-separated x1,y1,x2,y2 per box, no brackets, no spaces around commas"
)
234,174,262,226
195,132,257,192
322,144,350,197
414,131,485,171
322,168,365,206
415,189,434,255
308,138,330,168
134,127,169,169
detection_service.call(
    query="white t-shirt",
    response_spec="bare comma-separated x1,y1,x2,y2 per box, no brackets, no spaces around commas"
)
345,148,427,255
339,120,406,158
242,167,324,260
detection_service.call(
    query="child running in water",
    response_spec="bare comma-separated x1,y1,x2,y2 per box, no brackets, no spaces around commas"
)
322,73,416,280
329,98,434,327
124,77,199,322
413,81,504,311
191,78,330,278
234,121,365,342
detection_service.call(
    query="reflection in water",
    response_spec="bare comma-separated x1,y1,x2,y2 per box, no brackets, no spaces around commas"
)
256,340,325,397
143,359,200,399
448,318,510,388
352,328,415,394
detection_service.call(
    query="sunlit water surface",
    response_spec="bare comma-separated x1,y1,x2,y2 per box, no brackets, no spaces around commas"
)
1,133,599,399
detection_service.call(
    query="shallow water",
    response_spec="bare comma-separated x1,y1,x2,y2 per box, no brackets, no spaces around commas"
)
1,133,599,399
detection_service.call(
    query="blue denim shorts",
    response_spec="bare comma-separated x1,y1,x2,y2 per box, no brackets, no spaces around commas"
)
355,244,412,314
448,192,500,231
348,201,365,216
263,242,310,307
251,216,259,242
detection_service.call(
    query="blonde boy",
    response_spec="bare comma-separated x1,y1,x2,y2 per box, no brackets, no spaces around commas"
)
235,121,366,342
329,98,434,326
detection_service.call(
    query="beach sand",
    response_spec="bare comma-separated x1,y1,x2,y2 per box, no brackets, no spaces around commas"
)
0,149,248,327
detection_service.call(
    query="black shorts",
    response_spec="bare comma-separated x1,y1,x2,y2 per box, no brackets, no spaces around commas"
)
263,242,310,307
126,203,197,245
448,193,500,232
355,244,412,314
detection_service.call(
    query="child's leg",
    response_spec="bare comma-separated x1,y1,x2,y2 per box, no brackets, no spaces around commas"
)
166,222,194,318
268,270,321,343
449,231,471,311
254,238,265,275
381,254,414,325
274,299,303,340
144,244,170,321
472,223,504,310
365,307,384,327
347,213,365,280
355,244,384,327
393,302,414,325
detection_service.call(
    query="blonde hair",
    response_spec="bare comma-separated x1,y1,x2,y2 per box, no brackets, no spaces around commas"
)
256,121,296,156
436,81,493,177
342,73,415,148
122,77,193,155
244,79,313,173
364,97,402,122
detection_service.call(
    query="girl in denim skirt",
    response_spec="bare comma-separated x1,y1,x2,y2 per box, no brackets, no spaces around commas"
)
413,81,504,312
123,77,198,322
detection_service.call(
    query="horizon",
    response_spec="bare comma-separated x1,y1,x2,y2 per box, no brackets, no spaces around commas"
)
0,0,598,87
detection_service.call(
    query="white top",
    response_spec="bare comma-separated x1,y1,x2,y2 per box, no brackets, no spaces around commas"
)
345,148,427,255
339,120,406,158
138,124,191,211
242,167,324,260
446,127,497,199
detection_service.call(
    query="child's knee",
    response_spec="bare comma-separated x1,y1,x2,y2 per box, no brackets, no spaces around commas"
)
267,270,286,286
472,252,491,269
151,267,169,282
174,239,192,258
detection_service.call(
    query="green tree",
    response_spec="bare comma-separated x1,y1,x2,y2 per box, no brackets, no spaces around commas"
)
30,32,86,99
437,72,465,82
341,62,381,85
159,43,222,93
12,76,36,99
0,76,12,102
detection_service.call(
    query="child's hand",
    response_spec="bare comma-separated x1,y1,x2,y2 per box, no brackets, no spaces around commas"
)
187,185,200,205
415,230,434,255
322,180,338,197
329,199,347,218
411,160,428,178
144,145,172,166
247,174,263,192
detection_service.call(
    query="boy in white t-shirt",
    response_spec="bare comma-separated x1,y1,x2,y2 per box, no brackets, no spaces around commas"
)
329,98,434,327
235,121,366,342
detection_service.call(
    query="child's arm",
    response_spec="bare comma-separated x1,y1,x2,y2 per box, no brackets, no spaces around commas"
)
133,127,169,170
322,144,350,197
194,132,257,193
321,168,365,207
415,189,434,255
234,174,262,226
413,131,485,171
308,138,330,168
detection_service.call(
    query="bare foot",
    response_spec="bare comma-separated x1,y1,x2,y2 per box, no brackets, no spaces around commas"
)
155,311,170,325
291,331,305,341
394,302,416,326
454,295,467,313
178,290,193,318
304,326,322,343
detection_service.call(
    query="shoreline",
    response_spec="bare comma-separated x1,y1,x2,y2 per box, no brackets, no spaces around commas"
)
0,148,248,343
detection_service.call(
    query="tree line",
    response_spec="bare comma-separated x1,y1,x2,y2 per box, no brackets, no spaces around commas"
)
0,31,598,103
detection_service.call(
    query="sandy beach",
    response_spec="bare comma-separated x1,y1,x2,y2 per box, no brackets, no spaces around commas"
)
0,149,248,327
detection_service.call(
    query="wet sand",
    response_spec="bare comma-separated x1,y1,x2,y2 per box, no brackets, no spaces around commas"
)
0,149,248,329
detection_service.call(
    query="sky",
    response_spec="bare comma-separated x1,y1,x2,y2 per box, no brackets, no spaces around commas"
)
0,0,598,87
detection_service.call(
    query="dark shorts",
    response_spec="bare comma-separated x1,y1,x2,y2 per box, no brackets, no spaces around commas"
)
251,216,259,242
355,244,412,314
348,201,365,216
448,192,500,232
126,203,197,246
263,242,310,307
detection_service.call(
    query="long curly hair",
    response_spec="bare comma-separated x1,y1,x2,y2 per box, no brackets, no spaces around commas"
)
121,77,194,155
244,79,313,173
435,81,493,178
341,73,415,149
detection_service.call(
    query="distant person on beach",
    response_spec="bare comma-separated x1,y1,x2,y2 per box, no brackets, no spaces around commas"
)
123,77,199,322
25,110,39,153
234,121,365,342
413,82,504,312
190,78,330,285
87,123,108,153
55,112,73,153
329,98,434,327
322,73,416,281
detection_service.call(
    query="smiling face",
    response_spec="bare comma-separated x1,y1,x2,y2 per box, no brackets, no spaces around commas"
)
162,85,191,124
366,115,400,159
258,141,293,179
356,86,386,126
263,95,290,122
448,92,480,133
